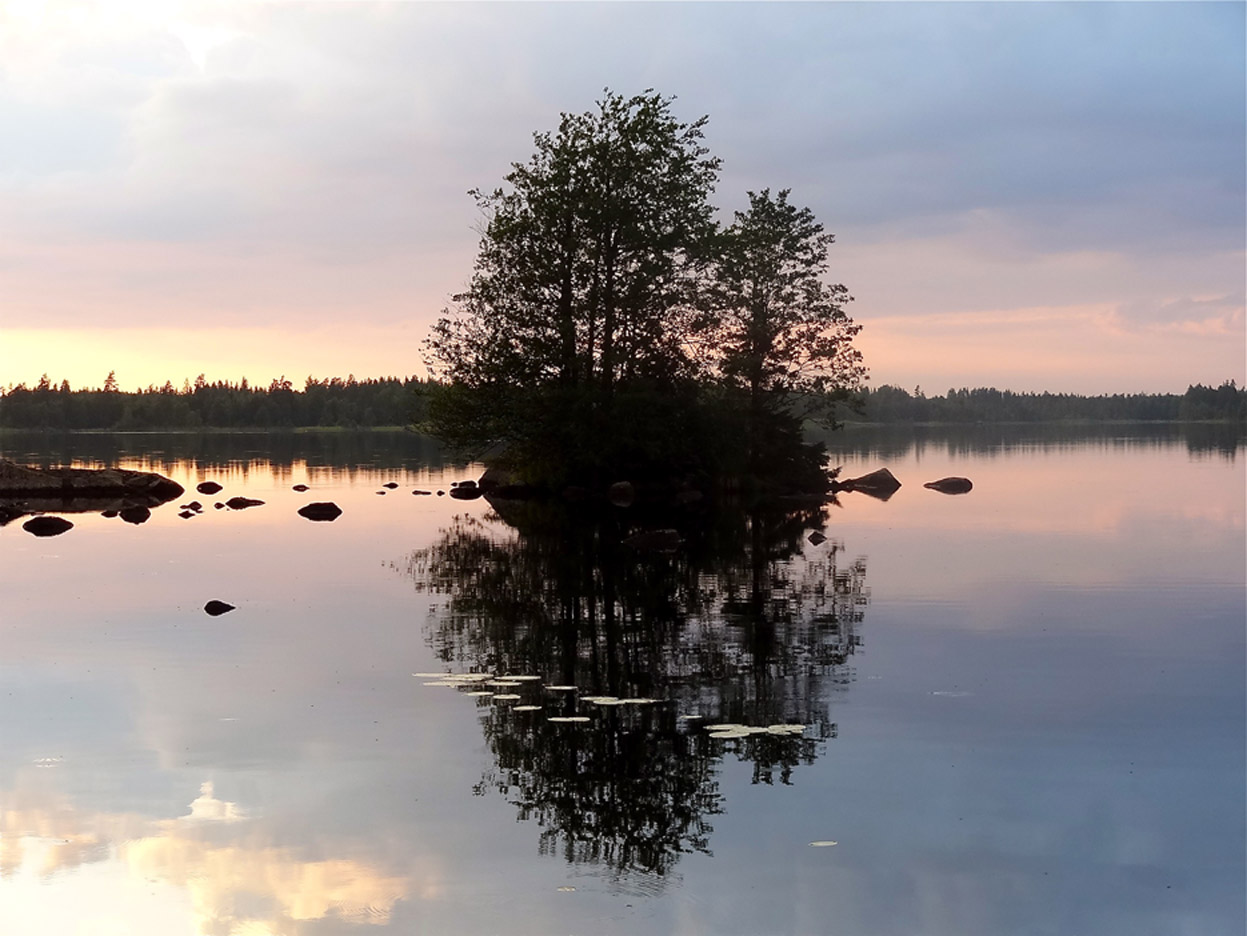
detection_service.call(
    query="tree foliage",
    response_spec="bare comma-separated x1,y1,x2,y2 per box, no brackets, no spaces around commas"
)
425,91,865,491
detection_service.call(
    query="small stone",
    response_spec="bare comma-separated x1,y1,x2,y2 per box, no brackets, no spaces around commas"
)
203,600,235,616
22,516,73,537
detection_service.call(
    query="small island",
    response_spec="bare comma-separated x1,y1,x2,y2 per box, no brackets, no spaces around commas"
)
422,90,866,503
0,458,184,525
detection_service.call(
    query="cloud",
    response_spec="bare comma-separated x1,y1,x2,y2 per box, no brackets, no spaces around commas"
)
0,1,1241,389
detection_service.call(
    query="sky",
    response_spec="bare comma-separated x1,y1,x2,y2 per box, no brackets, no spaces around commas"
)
0,0,1243,395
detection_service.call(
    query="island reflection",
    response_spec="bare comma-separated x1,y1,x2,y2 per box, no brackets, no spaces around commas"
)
400,498,869,879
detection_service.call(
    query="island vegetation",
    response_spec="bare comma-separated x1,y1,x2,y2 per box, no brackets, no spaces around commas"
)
1,92,1242,463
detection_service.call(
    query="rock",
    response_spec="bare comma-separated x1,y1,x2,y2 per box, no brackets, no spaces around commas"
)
196,481,223,495
178,510,195,519
808,531,827,545
449,485,483,500
376,490,387,495
456,479,477,489
23,516,73,537
119,506,151,525
297,502,343,522
411,489,432,496
608,481,636,507
436,491,445,496
383,482,399,489
292,484,309,492
0,459,183,503
203,600,235,616
924,477,973,495
478,465,519,492
214,502,225,510
835,467,902,501
181,501,203,512
101,509,119,518
0,504,28,526
225,496,264,510
622,529,681,551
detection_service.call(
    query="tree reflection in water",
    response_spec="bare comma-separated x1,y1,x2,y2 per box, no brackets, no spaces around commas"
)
400,498,869,880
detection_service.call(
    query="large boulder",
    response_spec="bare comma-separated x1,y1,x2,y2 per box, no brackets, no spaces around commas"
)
22,516,73,537
298,502,342,522
0,459,183,502
834,467,902,500
924,477,973,495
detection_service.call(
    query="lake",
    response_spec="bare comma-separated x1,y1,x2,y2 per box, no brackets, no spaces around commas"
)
1,426,1243,935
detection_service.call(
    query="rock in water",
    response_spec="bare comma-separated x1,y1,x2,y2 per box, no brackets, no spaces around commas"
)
119,506,151,524
196,481,223,495
924,477,973,495
22,516,73,537
292,484,309,492
808,531,828,545
383,482,399,489
835,467,902,500
449,485,482,500
225,497,264,510
204,600,235,616
297,502,342,522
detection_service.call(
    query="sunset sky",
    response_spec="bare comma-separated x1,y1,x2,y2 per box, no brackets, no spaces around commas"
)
1,1,1243,395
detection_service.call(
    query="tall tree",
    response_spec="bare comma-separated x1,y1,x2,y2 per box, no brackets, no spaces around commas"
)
425,90,721,459
707,189,865,472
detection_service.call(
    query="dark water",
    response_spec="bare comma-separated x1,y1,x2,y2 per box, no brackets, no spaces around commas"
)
1,428,1242,935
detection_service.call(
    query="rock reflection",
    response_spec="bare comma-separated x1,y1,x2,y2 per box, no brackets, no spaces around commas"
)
401,500,869,879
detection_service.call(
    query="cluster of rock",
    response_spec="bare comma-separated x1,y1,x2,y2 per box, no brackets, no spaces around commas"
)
830,468,973,500
0,458,185,528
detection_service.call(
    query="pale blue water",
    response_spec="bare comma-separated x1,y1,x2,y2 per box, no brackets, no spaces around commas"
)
0,428,1242,935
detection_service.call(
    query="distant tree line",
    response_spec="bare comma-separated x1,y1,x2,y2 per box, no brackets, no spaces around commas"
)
853,382,1245,425
2,374,1241,432
0,373,430,430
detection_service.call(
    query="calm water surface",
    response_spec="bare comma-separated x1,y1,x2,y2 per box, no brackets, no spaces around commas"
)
1,428,1243,935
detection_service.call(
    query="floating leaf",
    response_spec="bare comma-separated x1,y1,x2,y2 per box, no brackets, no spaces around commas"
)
492,694,522,702
581,696,619,704
705,723,747,732
809,840,838,847
499,675,542,681
548,716,591,723
545,685,578,692
422,681,459,687
513,705,542,712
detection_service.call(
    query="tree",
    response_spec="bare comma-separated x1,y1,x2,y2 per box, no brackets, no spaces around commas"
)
103,370,118,393
424,93,866,493
707,189,865,476
425,90,721,467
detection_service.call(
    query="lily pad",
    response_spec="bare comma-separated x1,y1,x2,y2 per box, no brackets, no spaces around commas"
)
548,716,591,723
